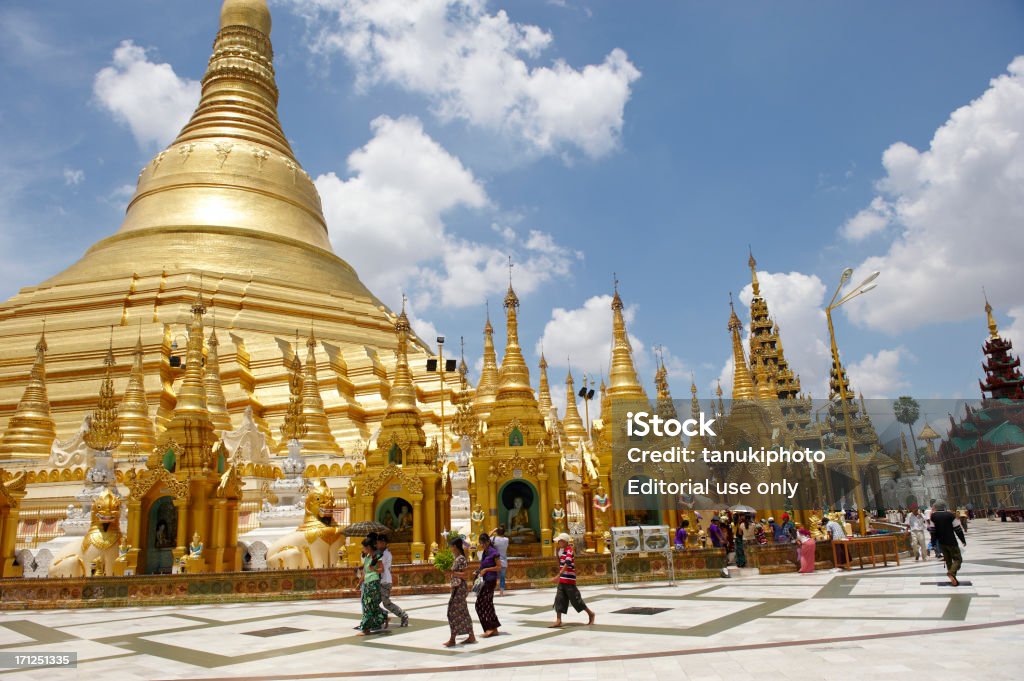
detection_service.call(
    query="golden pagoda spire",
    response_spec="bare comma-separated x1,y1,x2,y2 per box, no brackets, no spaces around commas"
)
85,330,124,453
163,291,218,470
563,366,587,442
496,272,533,396
984,291,1000,339
748,246,760,297
716,379,725,416
205,325,233,433
387,298,418,414
475,303,499,412
654,346,670,401
688,376,708,451
607,276,646,399
537,349,554,416
118,328,156,455
0,328,57,458
729,295,756,400
297,328,342,454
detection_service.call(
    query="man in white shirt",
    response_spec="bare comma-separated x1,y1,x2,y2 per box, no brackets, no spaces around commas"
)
492,525,510,596
376,536,408,627
821,516,849,569
905,506,927,561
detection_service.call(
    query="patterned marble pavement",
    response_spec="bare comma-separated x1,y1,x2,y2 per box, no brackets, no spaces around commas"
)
2,521,1023,681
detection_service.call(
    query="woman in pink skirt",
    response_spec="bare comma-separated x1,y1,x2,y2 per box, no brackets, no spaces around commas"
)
797,528,816,573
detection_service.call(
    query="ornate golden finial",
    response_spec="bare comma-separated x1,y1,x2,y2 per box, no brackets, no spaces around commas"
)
984,289,1000,339
85,328,123,453
297,330,342,453
504,258,519,310
728,295,756,401
748,246,760,297
607,280,645,399
537,348,554,416
654,346,670,401
496,267,530,394
386,295,418,414
458,336,468,380
119,328,155,455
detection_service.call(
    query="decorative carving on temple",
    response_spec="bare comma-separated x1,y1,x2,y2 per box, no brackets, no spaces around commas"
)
361,464,424,496
127,466,190,503
493,452,539,478
221,406,272,464
50,415,92,468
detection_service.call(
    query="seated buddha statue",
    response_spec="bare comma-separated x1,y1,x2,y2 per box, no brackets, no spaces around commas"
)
181,532,205,573
507,497,537,542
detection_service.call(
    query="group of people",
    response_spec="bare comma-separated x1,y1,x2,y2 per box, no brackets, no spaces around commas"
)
905,502,968,585
441,528,594,646
677,511,798,566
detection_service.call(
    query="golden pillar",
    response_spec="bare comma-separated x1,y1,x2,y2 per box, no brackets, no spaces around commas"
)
411,496,424,564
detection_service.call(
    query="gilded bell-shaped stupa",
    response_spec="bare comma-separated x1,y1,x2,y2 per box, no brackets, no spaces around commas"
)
0,0,453,460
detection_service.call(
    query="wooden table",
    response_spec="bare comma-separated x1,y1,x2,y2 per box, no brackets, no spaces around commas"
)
832,534,901,570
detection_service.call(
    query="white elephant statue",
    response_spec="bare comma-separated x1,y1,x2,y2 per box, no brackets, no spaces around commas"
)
50,489,122,578
266,480,344,569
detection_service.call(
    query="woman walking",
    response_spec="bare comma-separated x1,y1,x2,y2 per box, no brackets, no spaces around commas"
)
796,528,816,573
474,533,502,637
357,537,387,635
443,537,477,647
734,514,748,568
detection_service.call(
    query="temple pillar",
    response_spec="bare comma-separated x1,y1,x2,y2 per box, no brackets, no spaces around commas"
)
487,471,498,529
423,475,437,548
126,500,142,573
411,496,424,564
172,498,188,565
210,498,226,572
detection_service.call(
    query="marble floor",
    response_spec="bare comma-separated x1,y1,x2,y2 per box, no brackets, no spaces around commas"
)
3,520,1024,680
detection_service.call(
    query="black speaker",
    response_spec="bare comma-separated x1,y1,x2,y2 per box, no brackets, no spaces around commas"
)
426,359,438,371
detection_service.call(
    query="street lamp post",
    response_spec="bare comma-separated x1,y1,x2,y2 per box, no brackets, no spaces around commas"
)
427,336,458,461
826,268,879,536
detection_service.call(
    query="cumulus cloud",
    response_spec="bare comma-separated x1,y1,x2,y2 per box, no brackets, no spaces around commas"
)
1002,306,1024,353
93,40,199,149
316,115,577,310
846,347,910,398
842,56,1024,332
840,196,892,241
284,0,640,159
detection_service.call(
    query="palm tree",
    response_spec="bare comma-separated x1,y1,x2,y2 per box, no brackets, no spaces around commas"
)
893,396,922,469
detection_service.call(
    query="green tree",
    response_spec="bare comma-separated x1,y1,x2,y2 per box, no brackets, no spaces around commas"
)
893,396,922,468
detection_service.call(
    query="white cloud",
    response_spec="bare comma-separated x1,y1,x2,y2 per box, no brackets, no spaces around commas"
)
842,56,1024,332
93,40,200,149
840,196,891,241
846,347,910,398
285,0,640,159
316,115,576,310
63,167,84,186
1002,306,1024,353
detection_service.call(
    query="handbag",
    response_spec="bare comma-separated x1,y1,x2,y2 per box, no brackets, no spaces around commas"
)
471,575,483,594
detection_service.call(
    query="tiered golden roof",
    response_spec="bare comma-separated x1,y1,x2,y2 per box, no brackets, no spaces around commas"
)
746,251,799,400
118,333,156,456
369,304,428,467
0,330,57,459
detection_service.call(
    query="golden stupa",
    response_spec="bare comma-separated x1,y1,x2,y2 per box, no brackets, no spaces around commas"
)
0,0,449,462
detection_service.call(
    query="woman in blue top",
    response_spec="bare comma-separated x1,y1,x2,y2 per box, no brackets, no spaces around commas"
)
356,537,386,635
474,533,502,637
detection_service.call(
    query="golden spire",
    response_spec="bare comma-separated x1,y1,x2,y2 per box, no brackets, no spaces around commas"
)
688,376,708,451
537,350,554,416
387,299,418,414
654,346,670,401
752,351,777,401
716,379,725,416
0,328,57,458
163,292,218,470
297,329,342,454
85,330,124,453
984,291,1000,339
205,327,233,433
563,367,587,442
475,303,499,411
496,273,533,397
118,329,156,455
748,246,760,297
279,348,306,443
607,277,646,399
729,295,756,400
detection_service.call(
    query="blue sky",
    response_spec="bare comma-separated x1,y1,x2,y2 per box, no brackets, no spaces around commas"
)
1,0,1022,412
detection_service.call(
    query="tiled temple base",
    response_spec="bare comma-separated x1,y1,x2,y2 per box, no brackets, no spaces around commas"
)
0,549,726,611
1,523,1021,680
